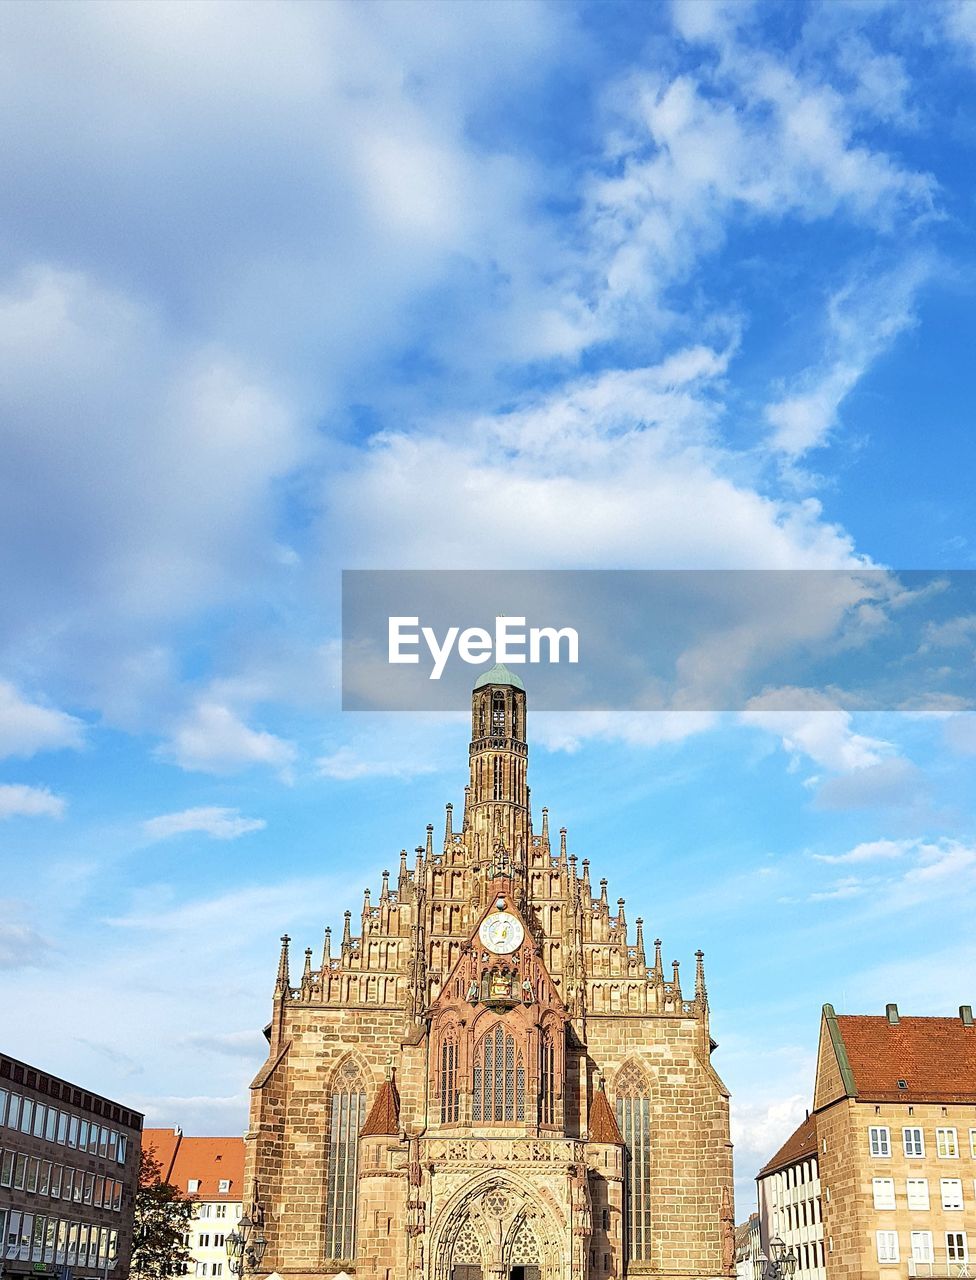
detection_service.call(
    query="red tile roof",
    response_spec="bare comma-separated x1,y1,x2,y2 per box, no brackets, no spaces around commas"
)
144,1129,245,1200
836,1015,976,1103
360,1076,400,1137
758,1112,817,1178
589,1084,623,1144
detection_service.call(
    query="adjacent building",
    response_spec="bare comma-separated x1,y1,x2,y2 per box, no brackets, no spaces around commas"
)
734,1213,761,1280
245,666,735,1280
756,1113,825,1280
815,1002,976,1279
755,1002,976,1279
0,1051,142,1280
143,1129,245,1280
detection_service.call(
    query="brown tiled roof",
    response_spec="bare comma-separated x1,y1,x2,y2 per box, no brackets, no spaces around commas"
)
360,1076,400,1137
758,1112,817,1178
836,1015,976,1103
589,1085,623,1144
144,1129,245,1199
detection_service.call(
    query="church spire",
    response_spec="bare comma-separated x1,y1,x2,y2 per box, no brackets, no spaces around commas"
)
275,934,291,995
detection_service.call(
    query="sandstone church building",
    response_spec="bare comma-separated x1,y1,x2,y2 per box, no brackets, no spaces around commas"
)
245,667,734,1280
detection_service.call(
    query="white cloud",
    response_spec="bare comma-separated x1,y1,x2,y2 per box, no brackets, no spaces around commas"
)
159,702,297,777
814,838,913,865
813,758,925,810
0,680,85,758
808,875,865,902
741,688,892,773
0,783,66,820
765,257,932,458
142,806,266,842
533,710,717,753
328,356,864,572
921,614,976,649
0,912,56,969
316,746,438,782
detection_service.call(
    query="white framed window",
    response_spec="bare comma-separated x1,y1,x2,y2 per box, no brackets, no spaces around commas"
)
876,1230,899,1264
198,1235,210,1248
188,1179,201,1194
870,1126,891,1157
941,1179,964,1210
970,1129,976,1159
937,1127,959,1158
215,1205,227,1219
911,1232,934,1264
907,1178,930,1210
218,1179,230,1194
946,1232,969,1264
903,1126,925,1157
873,1178,896,1210
197,1204,211,1219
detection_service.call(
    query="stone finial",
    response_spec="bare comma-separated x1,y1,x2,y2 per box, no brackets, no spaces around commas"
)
380,870,390,901
341,910,352,951
617,897,626,935
321,927,331,968
581,859,591,894
654,937,663,975
672,959,682,1000
301,947,313,995
399,848,409,885
541,807,550,849
635,918,646,965
362,887,371,921
445,802,453,844
695,949,707,1003
560,826,568,859
275,934,291,994
599,877,609,908
426,823,434,858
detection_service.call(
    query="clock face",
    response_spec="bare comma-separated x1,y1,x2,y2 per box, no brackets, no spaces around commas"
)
479,911,524,954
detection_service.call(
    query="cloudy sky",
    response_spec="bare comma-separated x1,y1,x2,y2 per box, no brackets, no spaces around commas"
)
1,0,975,1213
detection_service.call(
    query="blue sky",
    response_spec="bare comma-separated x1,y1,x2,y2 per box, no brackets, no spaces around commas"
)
1,0,975,1213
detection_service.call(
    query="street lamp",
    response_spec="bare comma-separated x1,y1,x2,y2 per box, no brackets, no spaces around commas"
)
225,1214,267,1277
759,1237,797,1280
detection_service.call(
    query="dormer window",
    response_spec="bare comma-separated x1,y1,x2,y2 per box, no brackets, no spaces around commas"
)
188,1179,201,1193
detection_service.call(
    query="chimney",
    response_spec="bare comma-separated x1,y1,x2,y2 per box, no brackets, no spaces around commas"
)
886,1003,900,1025
961,1005,974,1027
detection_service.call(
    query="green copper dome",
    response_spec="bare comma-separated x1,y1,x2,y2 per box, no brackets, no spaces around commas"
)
473,662,525,691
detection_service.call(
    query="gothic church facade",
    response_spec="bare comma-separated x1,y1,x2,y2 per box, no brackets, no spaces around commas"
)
245,667,734,1280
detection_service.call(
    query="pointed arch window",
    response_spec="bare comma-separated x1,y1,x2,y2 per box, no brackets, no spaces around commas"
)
325,1060,366,1260
472,1025,525,1122
492,755,504,801
540,1028,556,1126
439,1027,460,1124
615,1060,652,1262
492,692,506,736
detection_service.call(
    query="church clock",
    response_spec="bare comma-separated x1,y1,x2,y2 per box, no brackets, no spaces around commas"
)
479,911,524,954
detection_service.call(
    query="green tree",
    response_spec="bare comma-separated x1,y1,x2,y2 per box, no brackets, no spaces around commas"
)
130,1148,195,1279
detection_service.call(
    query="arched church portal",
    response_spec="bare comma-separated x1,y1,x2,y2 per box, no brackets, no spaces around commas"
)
435,1179,558,1280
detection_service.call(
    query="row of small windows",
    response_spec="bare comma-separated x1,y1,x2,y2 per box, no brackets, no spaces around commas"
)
0,1089,128,1164
195,1203,239,1219
1,1209,118,1272
0,1148,124,1211
872,1176,976,1211
876,1230,969,1265
776,1198,822,1231
869,1126,976,1159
